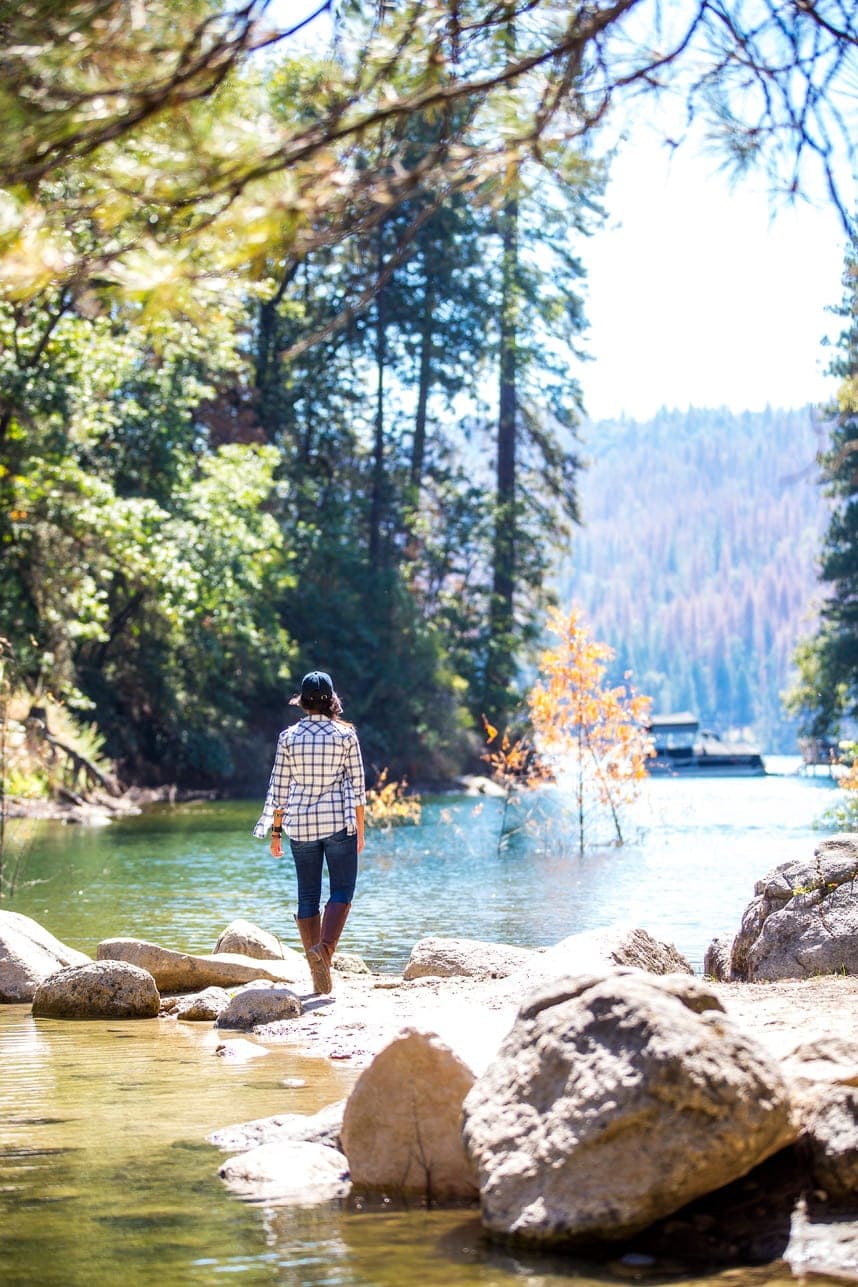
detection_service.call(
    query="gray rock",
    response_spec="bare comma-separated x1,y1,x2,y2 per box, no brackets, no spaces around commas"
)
167,986,231,1021
404,936,535,981
213,919,285,960
538,926,693,977
461,970,797,1245
333,951,371,975
0,910,90,1003
784,1036,858,1088
703,934,734,981
97,937,304,991
32,960,160,1019
218,1140,350,1204
216,981,303,1030
341,1028,478,1201
801,1084,858,1202
208,1101,345,1153
730,835,858,980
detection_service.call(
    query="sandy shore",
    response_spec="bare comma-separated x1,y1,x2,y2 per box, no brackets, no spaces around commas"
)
265,962,858,1072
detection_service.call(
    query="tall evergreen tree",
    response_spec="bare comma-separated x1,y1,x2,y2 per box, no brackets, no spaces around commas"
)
788,239,858,738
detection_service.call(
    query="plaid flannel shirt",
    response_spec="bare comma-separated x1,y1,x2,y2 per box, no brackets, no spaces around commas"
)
253,714,366,842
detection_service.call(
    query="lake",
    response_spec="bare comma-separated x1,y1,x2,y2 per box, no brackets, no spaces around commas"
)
0,765,849,1286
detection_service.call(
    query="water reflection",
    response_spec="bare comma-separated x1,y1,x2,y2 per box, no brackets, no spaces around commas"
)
0,773,849,1285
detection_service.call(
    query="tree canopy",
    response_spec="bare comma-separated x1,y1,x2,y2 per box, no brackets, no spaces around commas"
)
2,1,857,308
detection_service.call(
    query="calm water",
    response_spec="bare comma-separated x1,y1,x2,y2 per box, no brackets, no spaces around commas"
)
0,766,848,1286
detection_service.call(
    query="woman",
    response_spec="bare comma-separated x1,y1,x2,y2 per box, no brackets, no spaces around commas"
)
253,670,366,995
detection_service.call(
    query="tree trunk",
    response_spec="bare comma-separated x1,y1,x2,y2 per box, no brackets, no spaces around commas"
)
369,230,387,571
411,274,434,498
486,194,519,719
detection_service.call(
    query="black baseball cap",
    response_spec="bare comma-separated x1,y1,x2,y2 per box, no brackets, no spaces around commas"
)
300,670,333,703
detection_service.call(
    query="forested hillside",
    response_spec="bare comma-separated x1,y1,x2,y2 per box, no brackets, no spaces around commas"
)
563,407,830,753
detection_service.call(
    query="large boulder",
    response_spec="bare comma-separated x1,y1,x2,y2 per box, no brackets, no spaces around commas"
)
404,937,534,981
32,960,160,1019
0,910,90,1002
215,981,303,1030
218,1141,350,1204
730,836,858,980
213,919,285,960
341,1028,478,1201
97,937,304,991
461,970,797,1245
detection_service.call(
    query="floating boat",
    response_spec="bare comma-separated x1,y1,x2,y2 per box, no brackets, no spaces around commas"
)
647,712,766,775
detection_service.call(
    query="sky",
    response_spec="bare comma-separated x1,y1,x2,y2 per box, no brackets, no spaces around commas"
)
285,2,851,425
581,124,849,422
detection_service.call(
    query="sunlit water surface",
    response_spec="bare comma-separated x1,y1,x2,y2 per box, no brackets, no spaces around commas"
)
0,764,848,1286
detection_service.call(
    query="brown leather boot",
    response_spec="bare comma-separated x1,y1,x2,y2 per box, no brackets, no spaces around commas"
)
294,913,327,994
306,900,351,996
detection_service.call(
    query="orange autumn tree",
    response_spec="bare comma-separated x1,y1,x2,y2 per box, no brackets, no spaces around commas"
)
528,607,654,854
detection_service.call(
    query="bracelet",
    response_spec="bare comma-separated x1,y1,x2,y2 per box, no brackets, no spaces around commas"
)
271,827,282,838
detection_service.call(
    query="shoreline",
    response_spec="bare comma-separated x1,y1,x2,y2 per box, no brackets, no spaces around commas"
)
2,785,219,825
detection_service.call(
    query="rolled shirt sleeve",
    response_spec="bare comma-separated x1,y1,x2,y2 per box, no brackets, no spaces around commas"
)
252,731,291,838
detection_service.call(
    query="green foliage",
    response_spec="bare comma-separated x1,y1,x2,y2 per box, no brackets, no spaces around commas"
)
0,284,297,785
789,240,858,741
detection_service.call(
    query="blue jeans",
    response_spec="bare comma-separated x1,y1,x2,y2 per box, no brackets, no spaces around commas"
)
290,828,358,919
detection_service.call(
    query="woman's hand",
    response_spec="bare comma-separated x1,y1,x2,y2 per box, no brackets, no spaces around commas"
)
270,807,284,858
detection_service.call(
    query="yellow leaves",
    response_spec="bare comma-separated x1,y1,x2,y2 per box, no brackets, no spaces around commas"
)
525,605,655,846
482,715,554,791
366,768,422,828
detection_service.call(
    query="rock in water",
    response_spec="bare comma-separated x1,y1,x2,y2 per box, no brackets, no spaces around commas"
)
730,835,858,980
32,960,160,1019
219,1141,350,1204
0,910,90,1003
166,986,231,1021
341,1028,478,1201
461,970,797,1245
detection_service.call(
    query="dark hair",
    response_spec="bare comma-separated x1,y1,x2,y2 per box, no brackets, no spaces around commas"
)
293,669,343,717
301,689,343,717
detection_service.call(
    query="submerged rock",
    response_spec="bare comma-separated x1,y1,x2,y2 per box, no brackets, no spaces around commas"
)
97,937,304,991
208,1101,345,1153
461,970,797,1245
213,919,285,961
215,1038,269,1062
32,960,160,1019
341,1027,478,1201
219,1140,350,1204
0,910,90,1003
730,835,858,980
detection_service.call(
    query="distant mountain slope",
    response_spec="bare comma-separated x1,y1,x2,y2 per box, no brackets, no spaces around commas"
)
561,406,830,753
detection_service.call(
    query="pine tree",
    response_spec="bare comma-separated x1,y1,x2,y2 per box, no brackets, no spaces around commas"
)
788,239,858,738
